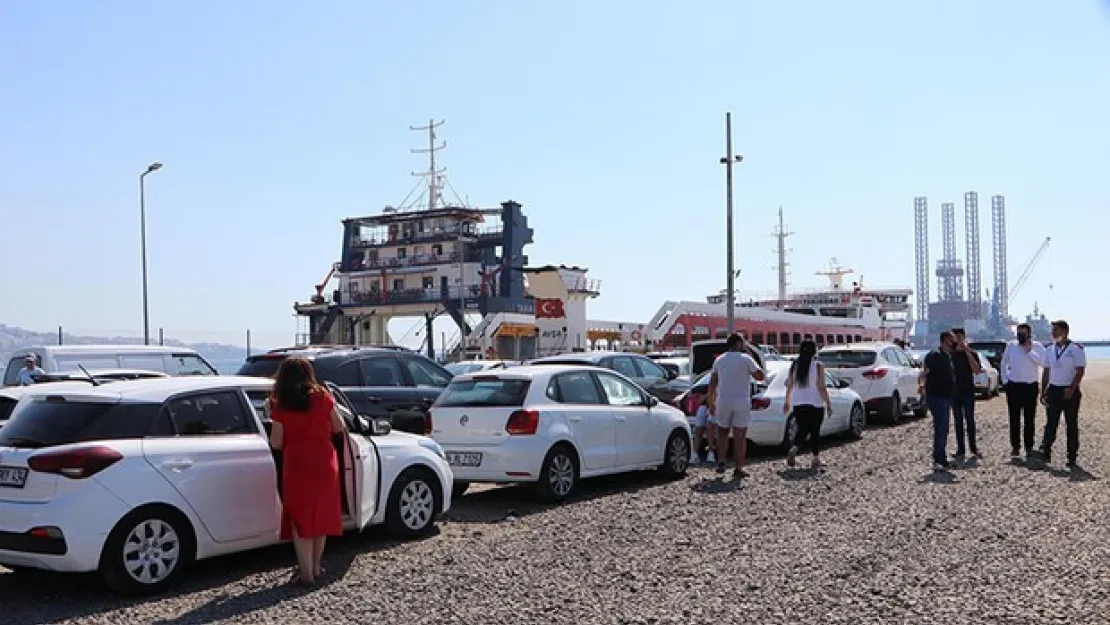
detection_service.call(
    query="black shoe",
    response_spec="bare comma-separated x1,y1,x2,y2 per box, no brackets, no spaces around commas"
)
1011,448,1021,458
733,468,748,480
715,462,726,474
698,452,709,464
1067,459,1077,469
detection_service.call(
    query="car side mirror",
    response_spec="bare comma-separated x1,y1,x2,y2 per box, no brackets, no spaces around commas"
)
665,369,678,381
369,417,392,436
836,379,851,389
646,395,659,408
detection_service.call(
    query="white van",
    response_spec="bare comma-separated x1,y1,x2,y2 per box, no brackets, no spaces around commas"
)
2,345,218,386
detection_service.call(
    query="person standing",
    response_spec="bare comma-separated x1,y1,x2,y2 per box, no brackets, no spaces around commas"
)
918,331,957,470
949,328,982,460
268,357,346,586
1037,320,1086,468
1000,323,1044,460
782,340,833,471
16,355,44,386
707,332,766,479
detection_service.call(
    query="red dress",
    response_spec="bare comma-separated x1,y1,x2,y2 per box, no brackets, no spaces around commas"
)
271,391,343,540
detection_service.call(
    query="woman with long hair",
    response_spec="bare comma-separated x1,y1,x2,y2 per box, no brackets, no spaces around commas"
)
268,357,346,586
782,340,833,470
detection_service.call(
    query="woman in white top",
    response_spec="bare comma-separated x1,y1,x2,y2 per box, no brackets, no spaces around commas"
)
783,340,833,470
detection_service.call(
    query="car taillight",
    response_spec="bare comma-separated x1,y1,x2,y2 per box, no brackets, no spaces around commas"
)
751,397,771,410
27,446,123,479
862,368,889,380
505,409,540,435
424,410,433,435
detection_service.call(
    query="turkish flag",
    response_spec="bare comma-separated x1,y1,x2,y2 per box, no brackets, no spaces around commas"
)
535,298,565,319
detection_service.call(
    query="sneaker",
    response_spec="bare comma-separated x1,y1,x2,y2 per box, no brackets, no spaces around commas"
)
933,460,951,471
1011,448,1021,458
786,445,798,468
953,452,966,463
715,462,726,475
810,456,821,471
1040,449,1052,463
698,452,709,464
733,468,748,480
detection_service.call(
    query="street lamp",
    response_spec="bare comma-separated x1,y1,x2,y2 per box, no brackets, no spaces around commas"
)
139,162,163,345
719,113,743,334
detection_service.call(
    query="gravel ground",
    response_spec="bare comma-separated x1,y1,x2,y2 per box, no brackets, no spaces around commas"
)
4,360,1109,625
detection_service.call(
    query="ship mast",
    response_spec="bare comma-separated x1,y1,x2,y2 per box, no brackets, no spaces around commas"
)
410,119,447,211
816,257,854,291
772,206,793,302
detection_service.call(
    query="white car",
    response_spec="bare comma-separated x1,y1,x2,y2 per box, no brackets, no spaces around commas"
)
817,342,925,423
429,365,692,502
0,376,452,595
444,360,521,376
697,361,866,448
972,351,1001,398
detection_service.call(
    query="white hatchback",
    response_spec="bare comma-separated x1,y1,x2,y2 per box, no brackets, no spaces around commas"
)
429,365,692,502
0,376,453,595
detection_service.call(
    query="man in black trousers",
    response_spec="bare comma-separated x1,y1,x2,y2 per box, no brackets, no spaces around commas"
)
999,322,1045,461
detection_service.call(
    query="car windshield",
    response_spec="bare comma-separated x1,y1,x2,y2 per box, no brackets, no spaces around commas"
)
0,398,162,448
969,344,1003,360
445,362,486,376
236,356,287,378
817,350,878,368
434,377,532,407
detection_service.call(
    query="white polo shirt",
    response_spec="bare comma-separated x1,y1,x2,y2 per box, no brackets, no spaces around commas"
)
1000,340,1044,384
1043,341,1087,387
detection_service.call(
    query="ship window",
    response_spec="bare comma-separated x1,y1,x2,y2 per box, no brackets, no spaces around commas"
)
779,332,790,346
845,335,853,344
397,248,407,259
432,244,443,256
815,334,825,346
349,281,360,293
803,334,813,341
422,277,434,289
854,335,863,342
392,279,404,291
836,334,845,344
764,333,776,346
826,334,834,345
792,333,802,345
752,333,764,345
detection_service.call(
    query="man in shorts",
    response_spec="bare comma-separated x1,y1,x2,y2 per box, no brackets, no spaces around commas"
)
708,332,766,479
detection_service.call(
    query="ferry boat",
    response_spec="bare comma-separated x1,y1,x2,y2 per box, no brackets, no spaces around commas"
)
643,261,912,354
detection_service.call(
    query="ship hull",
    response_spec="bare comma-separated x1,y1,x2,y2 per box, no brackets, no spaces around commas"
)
654,311,897,351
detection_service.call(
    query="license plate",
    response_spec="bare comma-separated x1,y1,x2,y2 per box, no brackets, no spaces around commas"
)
446,452,482,468
0,466,28,489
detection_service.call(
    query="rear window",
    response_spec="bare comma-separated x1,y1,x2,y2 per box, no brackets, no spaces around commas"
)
446,362,485,376
817,350,878,368
434,377,532,407
0,397,16,421
0,398,162,448
237,356,287,378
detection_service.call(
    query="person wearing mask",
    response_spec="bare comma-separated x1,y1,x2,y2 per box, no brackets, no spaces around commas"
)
918,331,957,470
1000,323,1045,460
1037,320,1086,468
782,340,833,471
949,328,982,460
707,332,766,479
16,355,44,386
268,357,347,586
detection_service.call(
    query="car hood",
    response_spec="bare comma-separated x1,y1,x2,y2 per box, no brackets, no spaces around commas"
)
371,430,437,451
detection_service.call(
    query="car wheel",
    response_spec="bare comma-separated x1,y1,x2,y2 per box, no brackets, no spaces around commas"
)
535,444,579,504
99,506,195,596
846,403,865,439
780,413,798,451
384,467,441,540
885,392,902,424
659,430,691,478
452,481,470,499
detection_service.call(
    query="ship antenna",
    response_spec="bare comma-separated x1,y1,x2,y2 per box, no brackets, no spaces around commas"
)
772,205,793,302
410,119,447,211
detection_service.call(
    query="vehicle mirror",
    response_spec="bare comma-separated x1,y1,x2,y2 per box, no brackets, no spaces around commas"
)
370,417,392,436
836,378,851,389
646,395,659,408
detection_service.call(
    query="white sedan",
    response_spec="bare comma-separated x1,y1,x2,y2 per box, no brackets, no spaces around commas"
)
698,361,866,448
429,365,692,502
0,376,453,595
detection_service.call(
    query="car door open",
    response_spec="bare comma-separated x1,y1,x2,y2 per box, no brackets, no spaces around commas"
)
330,385,380,530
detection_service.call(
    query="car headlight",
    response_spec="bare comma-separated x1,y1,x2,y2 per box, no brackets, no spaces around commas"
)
418,438,446,460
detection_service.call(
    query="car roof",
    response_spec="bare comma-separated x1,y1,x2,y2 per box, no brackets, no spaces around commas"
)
530,351,626,363
820,342,888,351
14,375,274,402
28,345,199,354
254,345,413,360
451,364,604,381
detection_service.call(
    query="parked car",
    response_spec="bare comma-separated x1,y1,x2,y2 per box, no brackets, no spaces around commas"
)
3,346,218,386
967,341,1007,371
706,361,866,449
689,339,769,378
0,376,452,595
816,342,925,423
973,351,1001,398
29,368,171,384
528,351,688,404
429,365,691,502
237,346,454,435
444,360,521,376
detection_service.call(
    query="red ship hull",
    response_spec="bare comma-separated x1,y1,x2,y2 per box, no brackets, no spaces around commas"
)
657,312,894,351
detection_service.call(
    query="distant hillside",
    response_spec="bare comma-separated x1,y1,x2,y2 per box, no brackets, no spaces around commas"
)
0,324,250,374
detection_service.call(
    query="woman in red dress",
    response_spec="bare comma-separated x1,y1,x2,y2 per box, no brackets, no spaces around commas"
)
268,357,345,586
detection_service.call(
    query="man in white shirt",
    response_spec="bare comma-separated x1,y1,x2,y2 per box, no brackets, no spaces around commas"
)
1000,323,1045,460
1037,319,1086,468
16,355,45,386
708,333,766,480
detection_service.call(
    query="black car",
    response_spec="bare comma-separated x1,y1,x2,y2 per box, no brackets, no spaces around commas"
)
967,341,1007,371
528,351,688,404
237,345,453,435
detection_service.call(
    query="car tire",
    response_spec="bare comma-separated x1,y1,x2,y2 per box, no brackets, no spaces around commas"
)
659,430,691,478
780,413,799,452
885,392,902,424
98,505,196,597
384,467,441,540
451,481,470,499
846,403,866,439
534,444,579,504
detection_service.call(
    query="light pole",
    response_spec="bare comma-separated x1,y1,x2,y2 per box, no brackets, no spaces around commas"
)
719,113,743,334
139,162,163,345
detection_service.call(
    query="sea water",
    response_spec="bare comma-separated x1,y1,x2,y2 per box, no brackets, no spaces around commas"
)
1083,345,1110,361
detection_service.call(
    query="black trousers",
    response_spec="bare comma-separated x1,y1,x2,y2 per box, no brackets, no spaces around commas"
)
1042,385,1082,462
792,405,825,455
1005,381,1039,452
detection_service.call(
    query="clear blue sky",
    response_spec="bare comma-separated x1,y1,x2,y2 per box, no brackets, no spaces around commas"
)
2,0,1108,346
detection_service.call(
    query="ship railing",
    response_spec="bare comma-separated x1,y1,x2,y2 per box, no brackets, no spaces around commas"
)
342,285,482,306
349,225,503,248
344,252,464,272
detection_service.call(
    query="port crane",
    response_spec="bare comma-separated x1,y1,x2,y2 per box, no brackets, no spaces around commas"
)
311,263,340,305
1008,236,1051,301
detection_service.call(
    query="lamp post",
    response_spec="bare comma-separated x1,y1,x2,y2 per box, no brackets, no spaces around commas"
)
719,113,743,334
140,162,163,345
